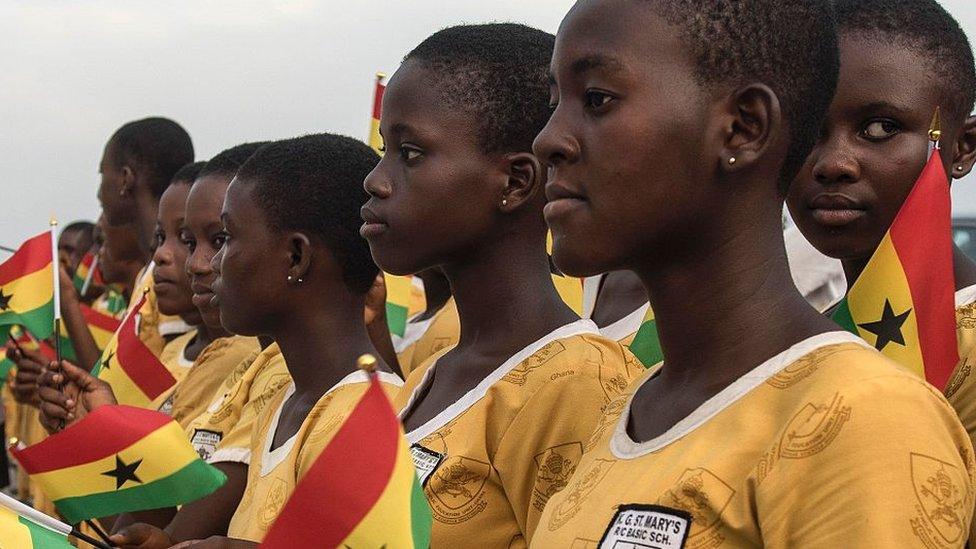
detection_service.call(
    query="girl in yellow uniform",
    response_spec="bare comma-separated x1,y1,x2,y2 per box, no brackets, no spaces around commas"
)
785,0,976,541
362,23,642,548
532,0,974,547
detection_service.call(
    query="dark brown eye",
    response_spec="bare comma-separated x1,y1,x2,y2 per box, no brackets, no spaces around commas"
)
860,119,900,140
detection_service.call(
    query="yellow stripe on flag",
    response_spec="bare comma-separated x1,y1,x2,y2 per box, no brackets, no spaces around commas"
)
2,265,53,313
847,234,924,377
97,352,153,409
0,506,33,548
29,421,198,501
338,439,419,547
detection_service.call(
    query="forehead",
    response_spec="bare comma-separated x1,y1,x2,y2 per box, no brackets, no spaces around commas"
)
186,174,230,222
159,183,190,211
835,35,942,114
554,0,689,79
382,60,483,145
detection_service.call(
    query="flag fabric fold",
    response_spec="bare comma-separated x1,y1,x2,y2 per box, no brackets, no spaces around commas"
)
261,371,432,548
0,231,56,339
90,292,176,407
10,404,226,524
629,307,663,368
832,149,958,389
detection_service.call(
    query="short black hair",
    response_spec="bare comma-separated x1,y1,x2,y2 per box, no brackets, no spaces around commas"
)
645,0,840,187
236,134,381,294
834,0,975,121
171,161,207,186
61,221,95,240
107,117,194,198
404,23,555,153
199,142,268,180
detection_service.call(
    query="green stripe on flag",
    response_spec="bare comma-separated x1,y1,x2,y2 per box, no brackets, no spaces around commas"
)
53,459,226,524
386,302,409,337
0,300,55,340
831,297,858,334
410,473,432,549
629,319,664,368
18,516,73,548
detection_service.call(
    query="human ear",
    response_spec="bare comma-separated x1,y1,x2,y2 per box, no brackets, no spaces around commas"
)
499,152,544,212
951,115,976,179
718,84,782,175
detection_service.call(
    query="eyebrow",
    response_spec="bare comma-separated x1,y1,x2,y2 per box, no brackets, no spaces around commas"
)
570,54,625,75
853,100,915,118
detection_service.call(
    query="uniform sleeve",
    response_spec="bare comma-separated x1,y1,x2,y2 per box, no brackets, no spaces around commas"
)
494,372,614,544
757,374,976,548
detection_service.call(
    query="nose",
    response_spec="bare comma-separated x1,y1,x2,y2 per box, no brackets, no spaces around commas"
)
811,138,860,186
153,241,172,266
533,108,580,168
186,246,212,278
364,161,392,199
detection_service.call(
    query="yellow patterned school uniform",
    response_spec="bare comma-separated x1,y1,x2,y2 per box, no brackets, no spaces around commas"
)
185,343,291,462
532,331,975,549
151,330,198,411
944,285,976,542
226,370,403,542
162,335,260,429
394,298,460,378
395,319,643,548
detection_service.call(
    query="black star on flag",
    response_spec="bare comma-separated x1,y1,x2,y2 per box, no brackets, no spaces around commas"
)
101,455,143,490
0,288,12,311
858,299,912,352
101,350,115,370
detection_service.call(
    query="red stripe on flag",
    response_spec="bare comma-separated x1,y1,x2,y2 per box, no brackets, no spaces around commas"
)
81,304,122,333
889,151,959,389
0,233,52,284
115,295,175,400
10,405,171,473
261,375,399,547
372,81,385,120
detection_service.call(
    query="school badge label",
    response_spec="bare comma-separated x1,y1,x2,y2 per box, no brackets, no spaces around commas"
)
410,444,445,487
598,504,691,549
190,429,222,461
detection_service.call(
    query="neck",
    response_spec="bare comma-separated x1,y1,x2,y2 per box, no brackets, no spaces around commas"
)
272,289,376,396
637,209,831,386
442,225,577,352
134,190,160,258
417,271,451,319
195,321,229,346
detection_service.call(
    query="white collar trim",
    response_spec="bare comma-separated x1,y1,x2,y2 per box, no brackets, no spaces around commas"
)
610,331,870,459
600,303,650,342
956,284,976,308
260,370,402,475
400,318,599,444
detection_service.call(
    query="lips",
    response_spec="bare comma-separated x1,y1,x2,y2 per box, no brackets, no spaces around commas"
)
191,281,215,308
544,180,589,222
360,205,388,238
808,193,867,227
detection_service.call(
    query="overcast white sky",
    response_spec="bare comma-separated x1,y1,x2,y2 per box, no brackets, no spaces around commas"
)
1,0,974,247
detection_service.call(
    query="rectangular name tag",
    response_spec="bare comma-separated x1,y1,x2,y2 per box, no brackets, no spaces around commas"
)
190,429,223,461
409,444,445,487
599,504,691,549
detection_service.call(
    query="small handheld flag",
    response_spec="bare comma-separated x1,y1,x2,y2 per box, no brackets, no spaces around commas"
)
0,491,75,548
369,72,386,155
91,290,177,407
260,354,433,548
629,307,663,368
10,404,227,524
0,231,57,339
832,110,958,389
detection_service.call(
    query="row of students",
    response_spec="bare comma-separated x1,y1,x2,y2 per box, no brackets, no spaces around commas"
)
17,0,976,546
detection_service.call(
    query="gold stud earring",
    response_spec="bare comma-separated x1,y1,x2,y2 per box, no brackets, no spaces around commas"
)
502,199,508,206
728,157,736,165
958,166,965,172
297,277,304,284
287,275,293,282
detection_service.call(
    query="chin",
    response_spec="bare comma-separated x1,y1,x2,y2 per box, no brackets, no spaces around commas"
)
552,246,612,278
370,251,423,277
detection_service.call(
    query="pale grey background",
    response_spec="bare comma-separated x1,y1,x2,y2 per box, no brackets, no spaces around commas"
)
1,0,973,246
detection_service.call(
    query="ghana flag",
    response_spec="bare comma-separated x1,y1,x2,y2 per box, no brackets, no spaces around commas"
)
10,404,226,524
91,291,176,407
629,306,663,368
368,72,386,154
72,250,104,296
54,303,121,363
261,368,432,548
832,149,958,390
0,491,73,548
0,230,56,339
